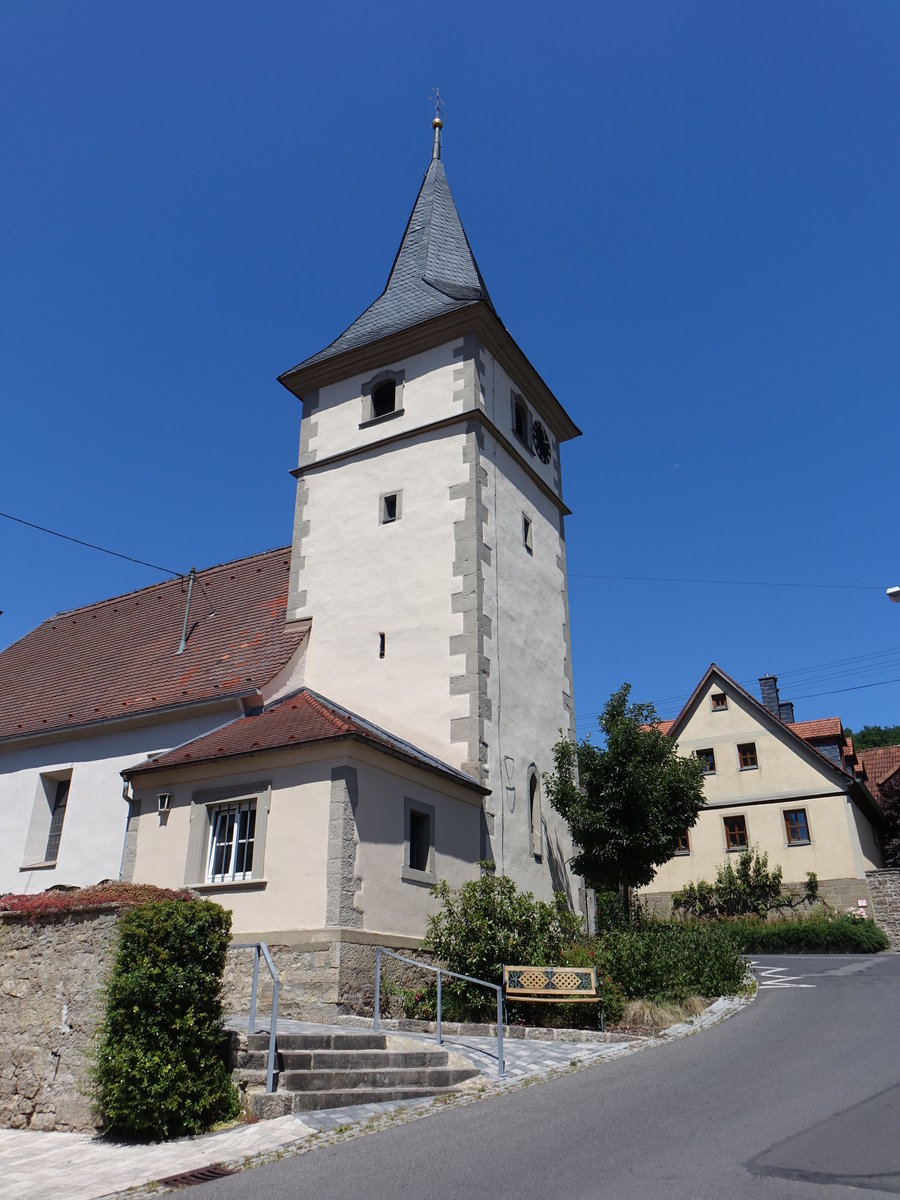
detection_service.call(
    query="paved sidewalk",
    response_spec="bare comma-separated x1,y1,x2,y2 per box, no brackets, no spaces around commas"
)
2,997,748,1200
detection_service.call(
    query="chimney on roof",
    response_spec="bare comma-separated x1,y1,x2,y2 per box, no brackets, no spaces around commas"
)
779,701,795,724
759,675,781,716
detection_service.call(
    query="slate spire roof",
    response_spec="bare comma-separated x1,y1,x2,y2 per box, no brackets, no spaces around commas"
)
282,126,495,375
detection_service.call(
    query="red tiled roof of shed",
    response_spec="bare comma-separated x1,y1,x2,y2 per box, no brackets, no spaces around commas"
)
124,688,487,792
0,547,307,743
788,717,843,740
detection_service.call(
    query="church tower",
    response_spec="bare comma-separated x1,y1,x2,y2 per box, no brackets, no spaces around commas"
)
279,117,581,897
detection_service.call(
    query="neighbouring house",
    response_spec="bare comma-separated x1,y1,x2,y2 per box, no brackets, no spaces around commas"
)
639,665,885,913
0,118,584,999
856,744,900,813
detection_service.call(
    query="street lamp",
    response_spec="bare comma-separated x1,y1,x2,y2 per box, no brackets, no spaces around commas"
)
888,586,900,604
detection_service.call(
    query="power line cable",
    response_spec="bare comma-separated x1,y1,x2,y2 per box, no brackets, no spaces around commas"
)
568,572,883,592
0,510,180,578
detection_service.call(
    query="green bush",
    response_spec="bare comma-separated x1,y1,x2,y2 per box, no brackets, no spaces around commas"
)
672,848,819,918
730,913,889,954
424,866,583,1020
94,898,240,1139
598,922,746,1002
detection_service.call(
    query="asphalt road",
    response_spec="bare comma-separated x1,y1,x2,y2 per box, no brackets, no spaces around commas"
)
196,954,900,1200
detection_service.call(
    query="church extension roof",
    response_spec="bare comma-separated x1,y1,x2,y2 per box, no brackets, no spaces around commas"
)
280,129,495,377
123,686,488,793
0,547,307,744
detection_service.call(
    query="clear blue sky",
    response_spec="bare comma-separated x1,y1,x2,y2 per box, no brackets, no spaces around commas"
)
3,2,899,737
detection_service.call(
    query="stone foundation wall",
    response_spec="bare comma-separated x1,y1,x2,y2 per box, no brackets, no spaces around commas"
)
866,869,900,949
0,909,119,1131
223,931,436,1024
641,876,873,917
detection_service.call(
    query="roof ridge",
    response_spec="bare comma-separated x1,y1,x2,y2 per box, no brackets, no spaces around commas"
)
300,688,355,734
37,544,291,624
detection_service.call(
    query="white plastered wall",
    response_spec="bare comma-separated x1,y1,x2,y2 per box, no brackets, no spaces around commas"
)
0,705,243,894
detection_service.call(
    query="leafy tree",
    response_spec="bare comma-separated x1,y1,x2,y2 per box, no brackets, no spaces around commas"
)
545,684,705,915
845,725,900,750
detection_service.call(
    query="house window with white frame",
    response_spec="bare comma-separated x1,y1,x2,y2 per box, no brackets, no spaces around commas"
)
206,800,256,883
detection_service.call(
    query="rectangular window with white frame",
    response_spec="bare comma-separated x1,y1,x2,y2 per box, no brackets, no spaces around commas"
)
206,800,256,883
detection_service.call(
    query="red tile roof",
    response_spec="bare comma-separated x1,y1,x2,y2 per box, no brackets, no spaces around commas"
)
788,717,843,740
0,547,308,743
124,688,487,792
858,746,900,804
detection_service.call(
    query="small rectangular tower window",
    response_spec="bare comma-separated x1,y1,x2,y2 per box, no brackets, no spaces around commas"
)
402,798,436,884
523,515,533,554
372,380,396,418
379,632,386,659
512,394,530,445
45,778,70,863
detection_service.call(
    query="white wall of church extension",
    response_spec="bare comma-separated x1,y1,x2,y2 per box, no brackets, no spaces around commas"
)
479,427,578,906
0,705,244,894
299,427,469,764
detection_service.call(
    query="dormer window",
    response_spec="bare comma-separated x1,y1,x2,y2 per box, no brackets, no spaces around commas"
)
372,380,396,418
361,369,405,427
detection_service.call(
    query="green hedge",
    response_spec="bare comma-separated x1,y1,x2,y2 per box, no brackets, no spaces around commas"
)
598,922,746,1001
94,898,239,1139
728,913,889,954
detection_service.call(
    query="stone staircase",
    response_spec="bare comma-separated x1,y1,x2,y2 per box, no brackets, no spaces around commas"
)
234,1030,481,1117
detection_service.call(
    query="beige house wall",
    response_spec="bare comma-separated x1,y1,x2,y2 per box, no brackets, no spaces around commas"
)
641,673,882,909
128,742,483,940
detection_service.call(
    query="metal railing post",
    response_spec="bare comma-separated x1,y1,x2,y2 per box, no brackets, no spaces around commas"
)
267,976,279,1094
436,969,442,1046
496,986,505,1076
248,944,260,1033
374,946,381,1033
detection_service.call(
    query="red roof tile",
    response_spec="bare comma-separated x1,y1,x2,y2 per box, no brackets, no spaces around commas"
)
0,547,307,743
788,717,843,740
858,746,900,803
124,688,486,792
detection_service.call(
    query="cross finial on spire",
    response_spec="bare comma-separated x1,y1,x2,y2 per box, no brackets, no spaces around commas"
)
429,87,445,160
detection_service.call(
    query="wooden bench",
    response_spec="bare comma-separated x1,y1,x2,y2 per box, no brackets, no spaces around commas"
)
503,965,604,1031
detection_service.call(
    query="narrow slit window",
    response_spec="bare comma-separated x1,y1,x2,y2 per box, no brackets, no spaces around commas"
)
513,396,528,443
382,494,398,524
45,778,70,863
523,515,533,554
409,810,430,872
379,632,386,658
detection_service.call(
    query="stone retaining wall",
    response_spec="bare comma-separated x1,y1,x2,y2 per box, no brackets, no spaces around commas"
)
0,909,119,1131
643,875,873,916
866,869,900,949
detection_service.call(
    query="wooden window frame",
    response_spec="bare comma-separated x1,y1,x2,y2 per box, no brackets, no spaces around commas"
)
783,808,811,846
737,742,758,770
696,748,716,775
723,814,749,851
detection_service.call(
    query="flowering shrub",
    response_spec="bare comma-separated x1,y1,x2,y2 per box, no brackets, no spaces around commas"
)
0,882,194,919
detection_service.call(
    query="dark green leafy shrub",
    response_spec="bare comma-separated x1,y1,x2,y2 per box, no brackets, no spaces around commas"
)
423,867,583,1019
672,848,819,918
598,922,746,1001
730,913,889,954
95,899,239,1139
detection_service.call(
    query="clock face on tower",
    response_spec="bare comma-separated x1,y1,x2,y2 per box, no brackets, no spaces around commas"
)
531,420,552,464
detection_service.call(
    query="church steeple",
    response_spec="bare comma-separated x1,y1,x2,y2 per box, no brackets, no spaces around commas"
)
280,119,494,379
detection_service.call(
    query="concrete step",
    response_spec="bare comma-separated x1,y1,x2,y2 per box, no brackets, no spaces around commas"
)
248,1032,387,1053
279,1049,448,1071
290,1086,467,1112
279,1066,478,1092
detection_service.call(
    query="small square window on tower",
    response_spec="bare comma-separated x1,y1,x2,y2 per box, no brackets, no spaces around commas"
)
379,490,402,524
523,514,533,554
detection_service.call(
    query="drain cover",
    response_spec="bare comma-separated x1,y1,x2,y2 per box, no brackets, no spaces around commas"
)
157,1163,238,1188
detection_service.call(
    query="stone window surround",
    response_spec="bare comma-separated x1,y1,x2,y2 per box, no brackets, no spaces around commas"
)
528,764,543,859
184,780,271,890
360,368,406,428
737,742,759,771
21,768,74,871
379,488,403,525
402,796,436,885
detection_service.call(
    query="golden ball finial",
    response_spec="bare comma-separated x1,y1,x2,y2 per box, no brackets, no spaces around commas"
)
432,115,443,129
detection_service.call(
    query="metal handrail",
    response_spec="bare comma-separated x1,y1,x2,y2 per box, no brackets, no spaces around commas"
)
373,947,504,1075
232,941,280,1093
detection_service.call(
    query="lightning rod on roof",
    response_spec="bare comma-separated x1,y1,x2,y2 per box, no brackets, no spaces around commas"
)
176,568,196,655
430,87,445,161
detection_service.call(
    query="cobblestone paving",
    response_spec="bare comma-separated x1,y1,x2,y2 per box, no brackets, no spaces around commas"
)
1,997,749,1200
